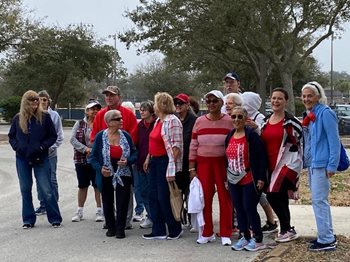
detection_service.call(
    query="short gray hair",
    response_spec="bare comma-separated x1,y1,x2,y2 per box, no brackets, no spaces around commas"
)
104,109,121,124
226,93,242,106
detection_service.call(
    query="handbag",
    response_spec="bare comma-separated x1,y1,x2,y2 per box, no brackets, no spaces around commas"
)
227,167,246,184
168,181,183,222
337,143,349,171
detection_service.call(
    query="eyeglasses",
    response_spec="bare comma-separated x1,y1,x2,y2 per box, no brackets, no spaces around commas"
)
110,117,122,121
205,98,220,104
231,114,244,120
28,97,39,102
40,98,48,102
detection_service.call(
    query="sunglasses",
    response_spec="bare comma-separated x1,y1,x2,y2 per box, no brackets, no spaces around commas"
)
110,117,122,121
231,114,244,120
205,98,220,104
174,101,185,106
40,98,48,102
28,97,39,102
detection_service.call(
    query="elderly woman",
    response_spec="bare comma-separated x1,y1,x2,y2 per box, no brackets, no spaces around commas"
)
8,90,62,229
142,92,183,240
88,110,137,239
225,106,268,251
225,93,242,115
260,88,302,243
70,99,103,222
301,82,339,251
189,90,233,246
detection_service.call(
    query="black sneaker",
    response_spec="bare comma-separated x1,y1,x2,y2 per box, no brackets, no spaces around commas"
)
106,229,116,237
310,235,337,245
309,241,336,252
167,230,183,240
52,222,61,228
261,221,278,234
35,207,46,216
22,223,34,229
142,233,167,240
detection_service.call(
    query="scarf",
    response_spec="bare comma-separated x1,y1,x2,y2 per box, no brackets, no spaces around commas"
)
302,111,316,127
102,129,131,188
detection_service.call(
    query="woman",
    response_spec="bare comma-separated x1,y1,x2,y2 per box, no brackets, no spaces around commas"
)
137,100,156,229
70,99,103,222
301,82,338,251
8,90,62,228
142,92,183,240
88,110,137,239
225,93,242,115
225,106,267,251
260,88,302,243
189,90,233,246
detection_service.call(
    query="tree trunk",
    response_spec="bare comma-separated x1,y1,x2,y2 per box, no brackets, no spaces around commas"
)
279,71,295,115
258,54,267,114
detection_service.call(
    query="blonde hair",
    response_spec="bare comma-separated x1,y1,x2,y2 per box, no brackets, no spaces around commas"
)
19,90,44,133
154,92,175,114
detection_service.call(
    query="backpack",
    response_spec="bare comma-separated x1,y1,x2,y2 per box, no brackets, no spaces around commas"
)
337,143,349,171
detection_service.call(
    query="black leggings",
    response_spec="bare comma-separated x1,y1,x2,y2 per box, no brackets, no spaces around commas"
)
266,191,291,233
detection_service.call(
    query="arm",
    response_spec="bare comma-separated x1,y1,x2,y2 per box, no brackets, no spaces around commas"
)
189,119,199,179
70,121,89,153
124,131,138,166
50,110,64,149
87,132,102,172
8,115,19,151
41,114,58,150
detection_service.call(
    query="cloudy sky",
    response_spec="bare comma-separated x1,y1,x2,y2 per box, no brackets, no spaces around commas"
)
23,0,350,74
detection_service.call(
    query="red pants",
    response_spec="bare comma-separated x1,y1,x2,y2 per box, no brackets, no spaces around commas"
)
197,156,232,237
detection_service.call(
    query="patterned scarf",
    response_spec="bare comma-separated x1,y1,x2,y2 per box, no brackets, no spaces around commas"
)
102,129,131,188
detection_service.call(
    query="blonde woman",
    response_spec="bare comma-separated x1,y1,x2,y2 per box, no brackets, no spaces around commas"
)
8,90,62,229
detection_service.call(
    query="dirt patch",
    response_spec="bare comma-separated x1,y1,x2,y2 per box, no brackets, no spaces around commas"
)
0,134,8,144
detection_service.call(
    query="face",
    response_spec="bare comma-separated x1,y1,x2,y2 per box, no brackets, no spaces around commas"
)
86,106,101,119
27,96,40,111
302,87,319,110
108,112,123,129
140,107,152,120
231,109,246,130
174,99,189,115
271,91,287,113
206,95,222,114
104,92,120,107
224,78,240,94
225,97,237,115
39,96,49,110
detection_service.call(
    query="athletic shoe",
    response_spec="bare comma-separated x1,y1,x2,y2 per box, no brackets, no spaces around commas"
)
190,227,198,233
309,235,337,245
167,230,183,240
72,211,83,222
95,210,104,222
35,206,46,216
261,221,278,234
106,229,116,237
22,223,34,229
275,227,298,243
196,234,216,244
133,214,144,222
309,241,336,252
244,238,267,251
52,223,61,228
221,237,232,246
140,218,153,229
142,233,167,240
231,237,249,251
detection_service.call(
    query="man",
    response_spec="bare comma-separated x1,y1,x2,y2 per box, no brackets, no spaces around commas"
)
174,93,197,227
222,71,241,113
90,86,137,144
35,90,64,215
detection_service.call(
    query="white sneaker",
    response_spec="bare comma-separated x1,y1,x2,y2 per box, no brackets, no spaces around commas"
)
140,218,153,229
197,234,216,244
221,237,232,246
133,214,144,222
72,211,83,222
95,210,104,222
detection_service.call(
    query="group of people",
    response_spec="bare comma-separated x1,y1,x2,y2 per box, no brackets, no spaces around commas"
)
8,71,341,252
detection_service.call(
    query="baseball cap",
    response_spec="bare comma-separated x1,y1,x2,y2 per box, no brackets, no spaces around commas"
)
85,99,101,110
174,93,189,103
102,86,121,95
224,71,240,81
205,90,224,101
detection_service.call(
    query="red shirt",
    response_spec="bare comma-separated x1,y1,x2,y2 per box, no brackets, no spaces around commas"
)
110,145,122,159
261,119,284,172
226,136,253,185
149,121,167,156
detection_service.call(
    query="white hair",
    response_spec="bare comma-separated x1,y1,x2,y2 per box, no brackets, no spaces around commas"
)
121,101,136,115
301,81,327,105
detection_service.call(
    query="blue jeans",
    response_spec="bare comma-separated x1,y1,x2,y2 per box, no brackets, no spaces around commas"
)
149,155,181,236
132,165,144,215
138,169,151,218
308,167,335,244
37,156,59,208
16,156,62,225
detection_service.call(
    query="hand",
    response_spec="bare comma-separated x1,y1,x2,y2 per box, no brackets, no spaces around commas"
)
166,176,175,182
189,170,197,181
224,181,229,190
143,159,149,172
117,158,128,167
245,119,258,129
327,171,335,178
101,166,111,177
256,180,265,190
85,148,91,156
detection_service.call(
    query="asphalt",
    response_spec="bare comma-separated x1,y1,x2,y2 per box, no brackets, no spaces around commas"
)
0,125,349,262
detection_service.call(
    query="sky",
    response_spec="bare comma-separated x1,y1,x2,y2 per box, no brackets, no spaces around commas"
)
22,0,350,74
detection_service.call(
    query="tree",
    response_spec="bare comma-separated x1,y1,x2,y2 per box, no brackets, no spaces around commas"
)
120,0,350,113
2,25,122,107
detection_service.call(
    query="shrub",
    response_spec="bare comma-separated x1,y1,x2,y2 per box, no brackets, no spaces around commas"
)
0,96,21,122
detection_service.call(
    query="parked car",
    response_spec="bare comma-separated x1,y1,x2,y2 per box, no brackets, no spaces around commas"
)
333,104,350,135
